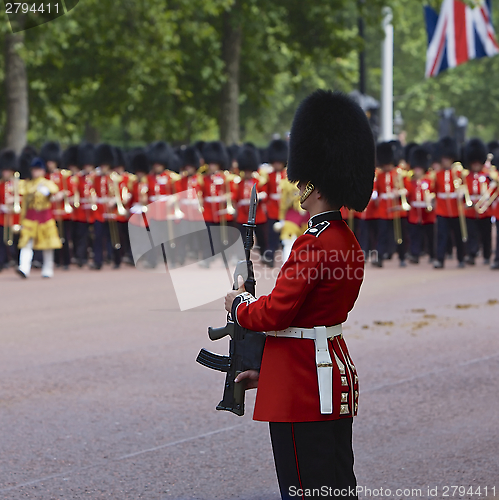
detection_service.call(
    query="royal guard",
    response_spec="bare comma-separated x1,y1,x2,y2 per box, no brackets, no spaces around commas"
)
0,149,22,271
463,138,493,266
265,139,288,267
147,141,182,267
433,136,468,269
373,142,410,267
175,146,205,263
405,147,436,263
73,143,96,267
225,90,375,499
199,141,235,267
92,144,123,269
114,147,133,264
353,182,379,260
17,157,63,278
234,145,269,263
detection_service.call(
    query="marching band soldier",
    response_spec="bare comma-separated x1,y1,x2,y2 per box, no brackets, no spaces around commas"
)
17,157,63,278
0,149,21,271
199,141,235,267
92,144,122,269
373,142,409,267
433,136,467,269
234,145,269,263
265,139,288,267
73,143,96,267
463,139,493,265
405,146,436,263
114,147,133,265
225,90,375,500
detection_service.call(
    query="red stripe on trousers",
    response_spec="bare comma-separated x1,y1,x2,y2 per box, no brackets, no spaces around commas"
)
291,423,304,500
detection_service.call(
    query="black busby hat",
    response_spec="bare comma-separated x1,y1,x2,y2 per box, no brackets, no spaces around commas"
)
40,141,61,165
409,147,431,172
227,144,240,164
77,142,95,168
30,157,47,171
465,138,487,165
202,141,229,170
237,145,260,172
147,141,173,169
267,139,288,164
376,142,395,166
438,136,459,161
404,142,419,164
182,146,201,169
131,151,150,175
287,90,375,211
170,153,181,174
487,140,499,154
19,146,37,179
95,143,117,167
0,149,18,172
114,147,127,169
62,145,79,169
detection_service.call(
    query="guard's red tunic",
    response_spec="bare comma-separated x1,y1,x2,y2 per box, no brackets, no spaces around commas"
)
233,211,362,422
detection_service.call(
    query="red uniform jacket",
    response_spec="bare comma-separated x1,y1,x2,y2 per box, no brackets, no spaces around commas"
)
46,171,73,221
375,169,408,220
465,170,492,219
175,174,204,222
93,174,117,223
129,175,150,228
434,168,467,218
405,175,436,225
73,174,96,224
200,172,235,224
0,179,21,228
233,211,362,422
148,171,180,222
266,169,286,220
234,175,268,225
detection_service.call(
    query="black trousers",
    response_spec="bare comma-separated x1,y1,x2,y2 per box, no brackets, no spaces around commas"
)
73,221,91,264
408,222,435,259
54,219,73,267
436,216,465,263
376,218,408,263
270,419,357,500
94,220,121,267
466,217,492,260
267,218,281,265
0,228,20,269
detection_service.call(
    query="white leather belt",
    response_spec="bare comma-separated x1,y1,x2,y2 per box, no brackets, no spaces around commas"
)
270,193,281,200
411,201,427,208
266,325,342,414
437,192,458,199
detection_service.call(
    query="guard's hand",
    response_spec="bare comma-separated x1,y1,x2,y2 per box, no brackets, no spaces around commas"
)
224,275,245,312
235,369,259,389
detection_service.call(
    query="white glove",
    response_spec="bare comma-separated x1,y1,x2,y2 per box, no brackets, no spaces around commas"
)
37,185,51,197
130,204,144,215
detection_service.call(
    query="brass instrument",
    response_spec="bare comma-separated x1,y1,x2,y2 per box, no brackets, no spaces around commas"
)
396,168,411,212
110,172,127,217
225,176,236,216
475,179,498,214
3,172,21,246
13,171,21,215
60,170,74,214
73,176,80,209
451,162,469,242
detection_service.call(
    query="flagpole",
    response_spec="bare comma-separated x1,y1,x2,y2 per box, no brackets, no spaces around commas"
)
381,6,394,141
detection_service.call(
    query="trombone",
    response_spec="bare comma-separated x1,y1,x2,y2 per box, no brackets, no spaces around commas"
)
474,179,498,215
3,172,21,246
451,162,470,242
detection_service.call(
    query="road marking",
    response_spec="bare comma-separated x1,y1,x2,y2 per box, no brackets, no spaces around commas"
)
0,423,245,493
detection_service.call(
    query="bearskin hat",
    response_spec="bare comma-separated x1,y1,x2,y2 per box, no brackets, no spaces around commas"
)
438,136,459,161
227,144,240,164
287,90,375,211
202,141,229,170
267,139,288,164
19,146,37,179
487,140,499,153
182,146,201,169
409,147,431,172
94,143,116,168
131,151,150,175
404,142,419,164
62,145,79,169
237,145,260,172
77,142,95,168
388,140,404,165
376,142,395,166
40,141,61,165
0,149,18,172
114,147,127,169
170,153,181,174
465,138,487,165
147,141,173,169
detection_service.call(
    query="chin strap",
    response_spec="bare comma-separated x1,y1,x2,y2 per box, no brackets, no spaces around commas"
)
299,181,315,204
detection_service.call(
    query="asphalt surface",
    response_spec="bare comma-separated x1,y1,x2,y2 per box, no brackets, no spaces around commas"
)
0,254,498,500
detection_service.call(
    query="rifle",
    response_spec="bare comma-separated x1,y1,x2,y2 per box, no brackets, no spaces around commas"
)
196,184,266,416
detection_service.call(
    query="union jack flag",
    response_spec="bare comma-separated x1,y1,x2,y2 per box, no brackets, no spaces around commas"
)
425,0,499,77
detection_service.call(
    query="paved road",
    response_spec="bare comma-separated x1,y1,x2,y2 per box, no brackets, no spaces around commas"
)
0,255,498,499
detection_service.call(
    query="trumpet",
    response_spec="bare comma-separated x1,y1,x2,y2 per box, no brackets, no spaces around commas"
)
60,170,74,214
450,163,469,242
225,176,236,216
13,171,21,215
395,169,411,212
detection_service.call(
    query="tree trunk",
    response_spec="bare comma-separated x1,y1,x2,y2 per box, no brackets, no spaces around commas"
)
219,2,242,145
4,29,28,154
84,122,100,143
